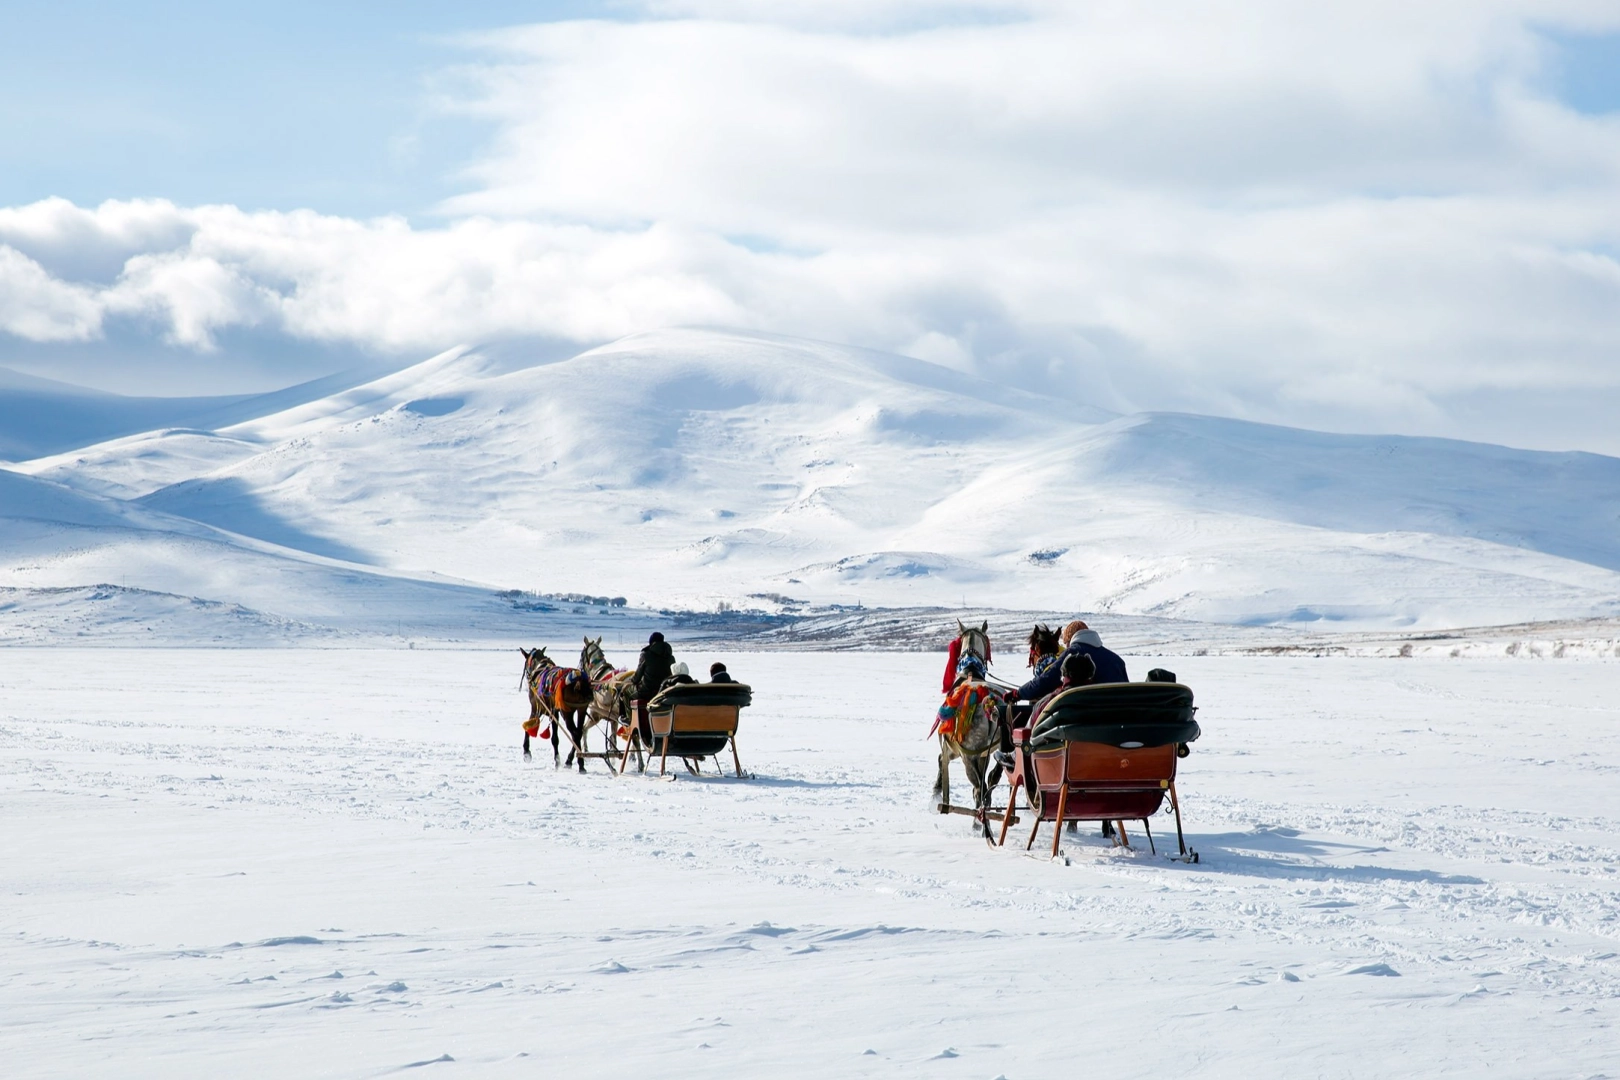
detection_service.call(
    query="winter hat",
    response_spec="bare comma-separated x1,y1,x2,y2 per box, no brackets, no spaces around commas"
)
1146,668,1177,683
649,631,664,644
1060,619,1089,645
710,662,728,676
672,661,690,677
1061,652,1096,685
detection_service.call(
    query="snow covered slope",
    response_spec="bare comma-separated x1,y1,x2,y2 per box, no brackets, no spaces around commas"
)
8,328,1620,632
0,468,670,645
0,366,250,462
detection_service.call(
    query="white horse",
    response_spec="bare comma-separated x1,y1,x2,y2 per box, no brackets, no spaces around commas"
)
933,620,1007,840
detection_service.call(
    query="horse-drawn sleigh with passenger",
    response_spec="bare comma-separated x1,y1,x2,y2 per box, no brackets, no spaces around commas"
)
932,619,1201,861
519,636,753,778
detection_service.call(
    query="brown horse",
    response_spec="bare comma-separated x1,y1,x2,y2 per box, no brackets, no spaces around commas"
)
519,647,595,770
1026,623,1061,674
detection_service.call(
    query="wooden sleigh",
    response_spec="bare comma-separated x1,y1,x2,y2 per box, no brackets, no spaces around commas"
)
997,681,1200,861
618,682,753,778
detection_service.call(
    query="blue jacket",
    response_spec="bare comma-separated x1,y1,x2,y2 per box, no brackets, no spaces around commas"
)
1016,634,1129,699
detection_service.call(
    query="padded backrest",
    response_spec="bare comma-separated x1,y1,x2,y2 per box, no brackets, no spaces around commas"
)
1030,682,1198,749
647,682,753,711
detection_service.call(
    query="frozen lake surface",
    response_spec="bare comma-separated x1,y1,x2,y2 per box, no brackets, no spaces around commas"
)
3,648,1618,1077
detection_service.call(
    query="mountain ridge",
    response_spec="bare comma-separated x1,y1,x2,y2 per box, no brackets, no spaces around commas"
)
4,327,1619,633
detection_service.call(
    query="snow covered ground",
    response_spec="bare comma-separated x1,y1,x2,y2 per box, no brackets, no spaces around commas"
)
4,648,1617,1077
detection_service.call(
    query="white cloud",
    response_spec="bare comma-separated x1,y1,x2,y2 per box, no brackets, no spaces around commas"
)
3,2,1620,447
0,244,102,342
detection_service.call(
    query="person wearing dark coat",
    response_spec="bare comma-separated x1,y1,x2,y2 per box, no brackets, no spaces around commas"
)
1015,619,1127,700
1026,652,1096,727
633,632,676,700
708,662,735,683
657,661,697,694
996,652,1097,769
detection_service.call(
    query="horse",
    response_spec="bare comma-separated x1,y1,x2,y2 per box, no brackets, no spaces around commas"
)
579,636,636,756
932,620,1008,840
1026,623,1062,679
519,647,595,770
940,618,991,695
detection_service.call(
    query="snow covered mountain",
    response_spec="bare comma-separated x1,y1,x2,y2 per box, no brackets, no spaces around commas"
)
6,327,1620,634
0,363,397,463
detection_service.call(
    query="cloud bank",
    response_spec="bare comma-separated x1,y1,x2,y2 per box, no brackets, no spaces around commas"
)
4,0,1620,446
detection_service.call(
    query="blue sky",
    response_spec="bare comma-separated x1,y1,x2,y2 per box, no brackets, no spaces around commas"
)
0,2,606,219
3,2,1620,453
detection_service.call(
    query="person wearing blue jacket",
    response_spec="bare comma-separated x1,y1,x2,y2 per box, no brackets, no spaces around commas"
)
1015,619,1127,700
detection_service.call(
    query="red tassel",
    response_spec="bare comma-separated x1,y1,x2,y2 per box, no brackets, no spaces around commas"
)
942,637,962,694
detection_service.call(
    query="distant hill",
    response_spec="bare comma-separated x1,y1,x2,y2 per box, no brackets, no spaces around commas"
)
0,365,251,461
5,328,1620,632
0,364,397,462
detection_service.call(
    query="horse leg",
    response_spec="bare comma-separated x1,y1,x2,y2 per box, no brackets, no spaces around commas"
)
571,711,587,773
935,743,951,813
524,694,539,761
966,755,991,837
550,712,560,767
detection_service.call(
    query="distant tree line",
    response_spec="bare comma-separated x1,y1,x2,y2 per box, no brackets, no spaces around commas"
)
496,590,628,608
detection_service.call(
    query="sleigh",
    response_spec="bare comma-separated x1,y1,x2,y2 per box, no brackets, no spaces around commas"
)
618,682,753,778
997,681,1200,860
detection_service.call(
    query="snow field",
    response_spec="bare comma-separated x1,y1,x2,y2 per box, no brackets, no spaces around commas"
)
2,649,1618,1077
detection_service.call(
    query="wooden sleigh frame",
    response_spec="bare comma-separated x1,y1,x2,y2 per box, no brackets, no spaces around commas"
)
989,681,1201,861
543,700,627,768
617,687,751,778
997,733,1195,861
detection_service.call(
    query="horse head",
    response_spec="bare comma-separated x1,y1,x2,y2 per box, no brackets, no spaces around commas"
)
520,646,553,689
1026,623,1061,668
956,619,990,664
580,635,608,677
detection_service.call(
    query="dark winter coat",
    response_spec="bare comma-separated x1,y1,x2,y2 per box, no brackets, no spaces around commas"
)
658,673,697,694
1016,634,1128,700
709,671,736,683
633,639,676,699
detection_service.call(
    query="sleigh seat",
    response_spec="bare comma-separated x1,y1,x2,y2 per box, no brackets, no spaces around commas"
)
620,682,753,777
998,681,1200,859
